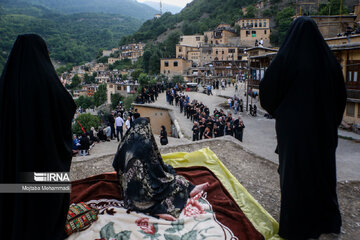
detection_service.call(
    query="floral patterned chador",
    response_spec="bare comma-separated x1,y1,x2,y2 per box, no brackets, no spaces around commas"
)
112,118,194,218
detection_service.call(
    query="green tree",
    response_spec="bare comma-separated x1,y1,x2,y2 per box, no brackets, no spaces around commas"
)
138,73,150,86
110,93,123,109
318,0,348,15
72,113,100,136
75,95,95,109
245,5,257,18
149,78,157,85
93,84,107,107
123,74,128,80
131,69,143,81
124,94,138,110
71,74,81,89
271,7,295,46
171,75,184,84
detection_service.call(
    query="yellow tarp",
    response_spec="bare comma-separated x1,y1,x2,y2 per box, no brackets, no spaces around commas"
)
162,147,281,240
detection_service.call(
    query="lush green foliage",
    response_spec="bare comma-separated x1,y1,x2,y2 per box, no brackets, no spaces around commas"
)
110,93,123,110
0,1,142,73
25,0,157,20
84,72,97,84
138,73,150,85
245,5,257,18
124,94,138,110
318,0,348,15
74,95,95,109
73,113,100,135
131,69,144,81
120,0,253,44
109,59,133,71
271,7,295,46
70,74,81,89
93,84,107,107
171,75,184,84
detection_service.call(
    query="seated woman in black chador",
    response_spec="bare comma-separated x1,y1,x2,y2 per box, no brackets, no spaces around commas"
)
113,118,208,221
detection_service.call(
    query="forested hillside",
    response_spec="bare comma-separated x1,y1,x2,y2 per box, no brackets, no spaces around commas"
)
18,0,157,20
0,1,142,73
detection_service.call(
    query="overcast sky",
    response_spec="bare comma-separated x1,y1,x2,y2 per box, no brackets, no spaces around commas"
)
137,0,193,8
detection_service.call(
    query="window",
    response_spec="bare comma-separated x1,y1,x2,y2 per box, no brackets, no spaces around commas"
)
264,21,266,27
165,61,169,67
346,102,355,117
164,70,166,74
216,50,218,54
255,22,258,27
265,30,267,34
174,61,178,67
168,70,170,74
228,49,235,53
180,37,183,42
179,47,182,52
222,51,224,54
259,22,262,27
117,86,121,90
246,30,250,37
196,37,200,41
348,71,353,82
109,84,113,88
252,31,256,37
354,71,358,82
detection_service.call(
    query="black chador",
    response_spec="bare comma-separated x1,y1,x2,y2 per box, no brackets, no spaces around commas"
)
260,17,346,239
0,34,76,239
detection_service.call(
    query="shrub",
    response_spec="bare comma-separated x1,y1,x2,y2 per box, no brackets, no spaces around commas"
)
72,113,100,136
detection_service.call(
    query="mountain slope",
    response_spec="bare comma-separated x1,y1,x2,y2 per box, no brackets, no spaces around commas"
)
142,1,182,14
17,0,158,20
0,1,142,73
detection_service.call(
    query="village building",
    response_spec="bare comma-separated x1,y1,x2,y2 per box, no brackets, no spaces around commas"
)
160,58,193,78
235,18,271,47
246,46,278,92
81,84,98,97
132,104,173,136
179,35,204,47
73,89,88,98
310,15,356,39
329,42,360,125
106,82,139,104
120,43,145,63
204,24,238,45
108,57,121,65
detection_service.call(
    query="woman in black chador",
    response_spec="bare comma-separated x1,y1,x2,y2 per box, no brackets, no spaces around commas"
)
260,17,346,239
113,118,208,221
0,35,76,239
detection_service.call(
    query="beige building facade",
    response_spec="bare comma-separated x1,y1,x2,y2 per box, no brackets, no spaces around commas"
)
133,105,172,136
179,35,204,47
236,18,271,46
106,82,139,104
160,58,193,77
330,43,360,125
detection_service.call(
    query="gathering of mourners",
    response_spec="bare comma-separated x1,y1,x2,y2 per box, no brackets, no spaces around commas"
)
134,85,163,104
165,88,246,142
72,105,142,156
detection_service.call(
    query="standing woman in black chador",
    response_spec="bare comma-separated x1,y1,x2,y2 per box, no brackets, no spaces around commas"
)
0,34,76,239
260,17,346,239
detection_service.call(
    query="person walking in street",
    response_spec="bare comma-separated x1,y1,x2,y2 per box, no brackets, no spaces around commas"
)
259,17,346,240
115,114,124,142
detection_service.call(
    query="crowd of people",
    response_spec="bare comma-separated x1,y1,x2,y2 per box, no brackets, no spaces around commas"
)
135,85,163,104
165,88,246,142
72,106,141,156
